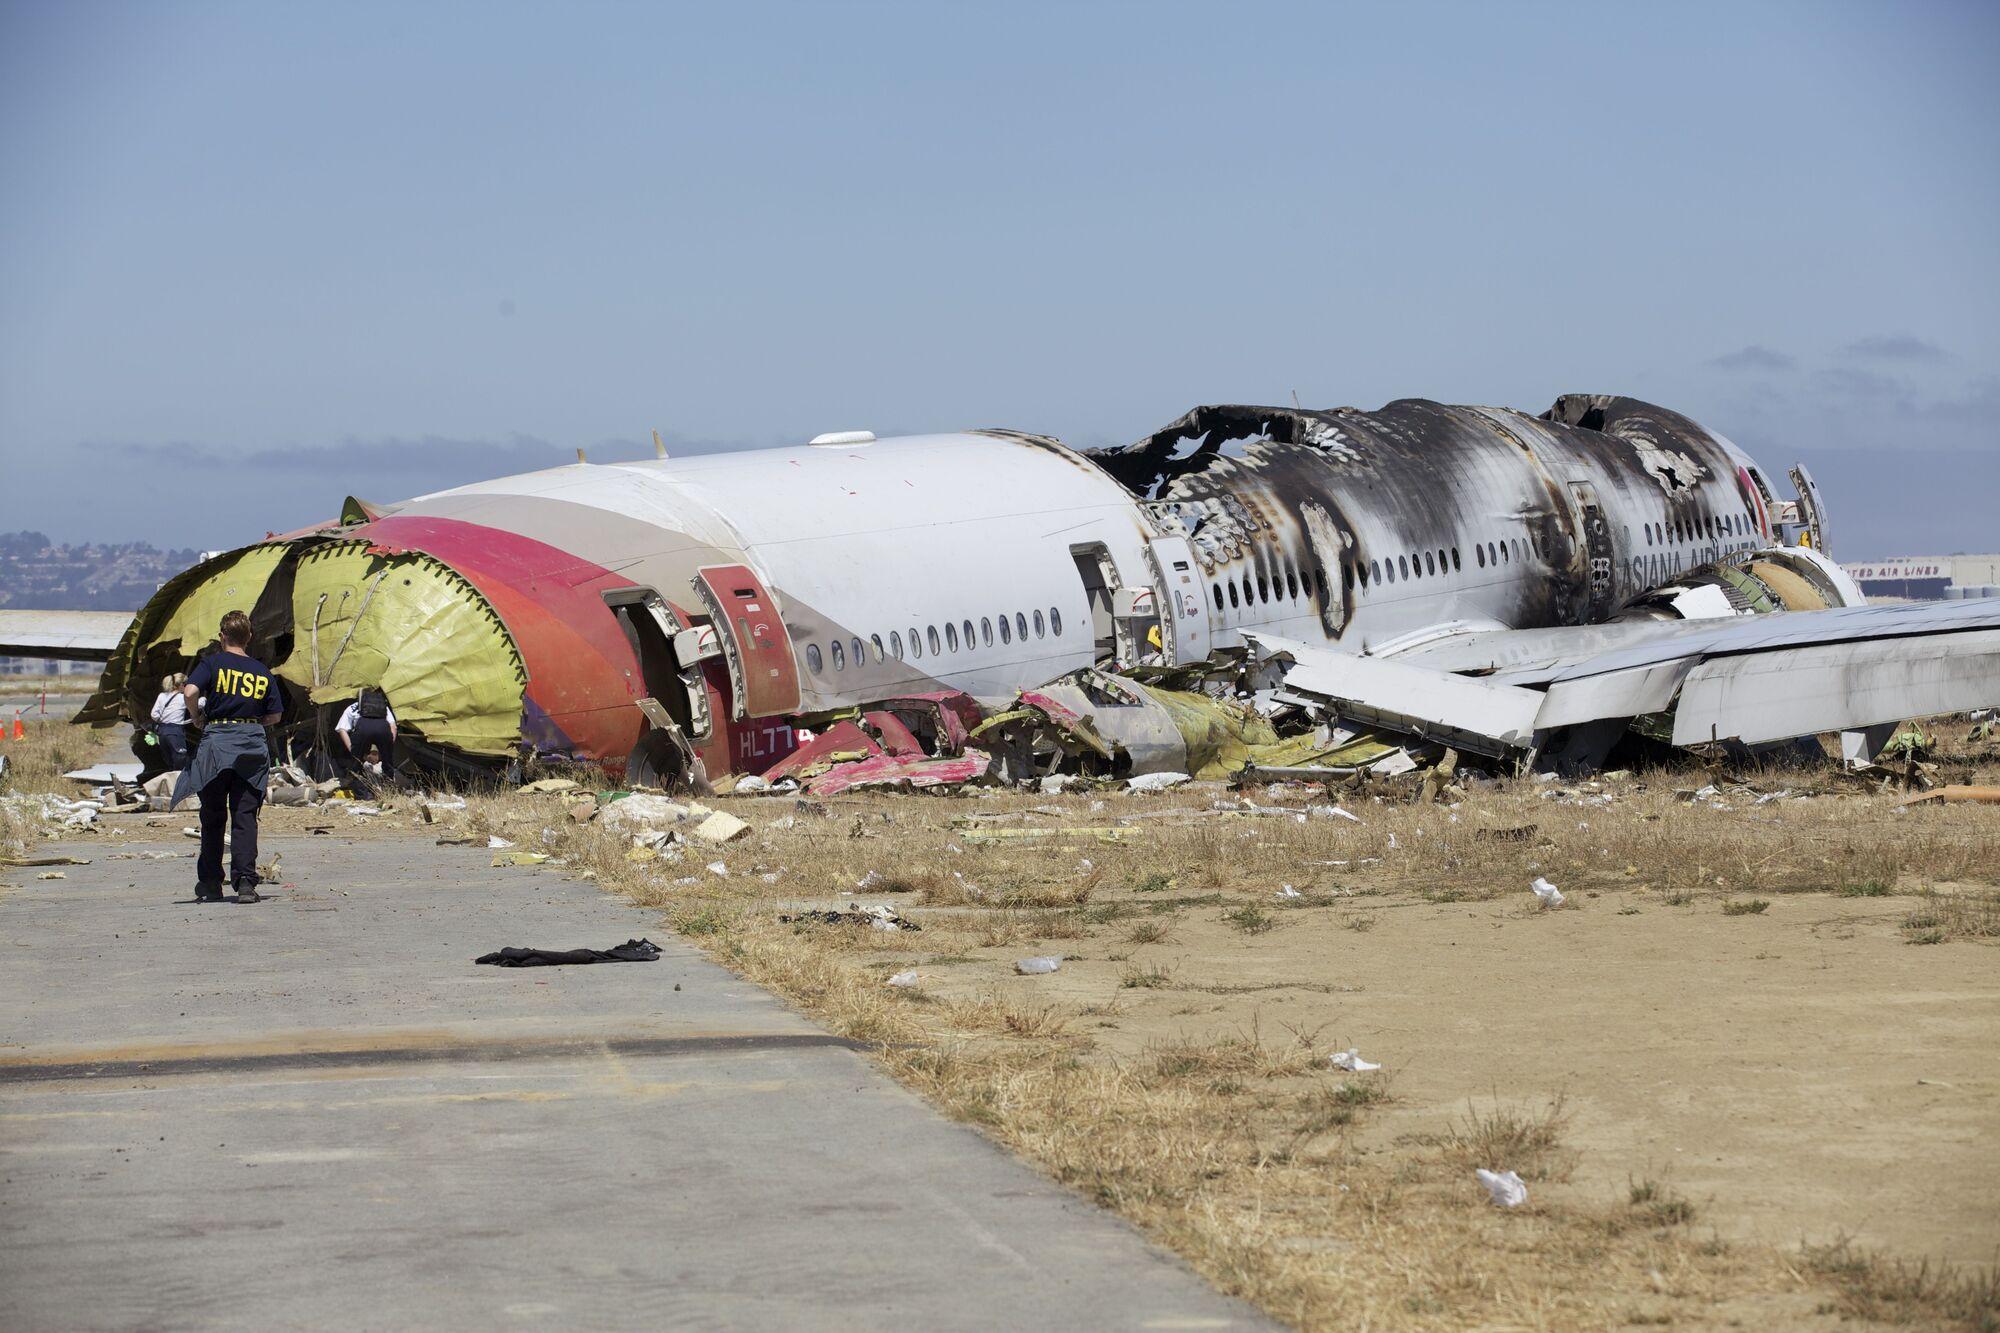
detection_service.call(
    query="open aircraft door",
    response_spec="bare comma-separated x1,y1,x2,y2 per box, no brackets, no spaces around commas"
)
690,564,802,720
1142,533,1212,665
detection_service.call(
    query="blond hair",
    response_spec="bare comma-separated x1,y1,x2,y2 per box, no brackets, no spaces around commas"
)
162,672,187,692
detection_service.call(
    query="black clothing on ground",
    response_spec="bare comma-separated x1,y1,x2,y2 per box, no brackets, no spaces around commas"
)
474,939,663,967
197,768,264,891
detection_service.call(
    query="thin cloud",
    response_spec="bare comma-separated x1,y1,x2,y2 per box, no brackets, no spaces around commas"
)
1841,334,1949,363
1706,345,1795,372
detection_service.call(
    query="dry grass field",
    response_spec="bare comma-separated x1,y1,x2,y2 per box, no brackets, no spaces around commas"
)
444,726,2000,1330
10,713,1999,1328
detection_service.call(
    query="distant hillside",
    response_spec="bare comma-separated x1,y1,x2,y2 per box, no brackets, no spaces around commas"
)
0,531,200,613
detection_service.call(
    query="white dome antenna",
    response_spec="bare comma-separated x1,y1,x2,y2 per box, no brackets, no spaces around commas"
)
808,430,875,447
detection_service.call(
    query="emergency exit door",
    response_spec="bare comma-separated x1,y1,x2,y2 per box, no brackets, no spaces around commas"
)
690,564,801,719
1142,533,1211,664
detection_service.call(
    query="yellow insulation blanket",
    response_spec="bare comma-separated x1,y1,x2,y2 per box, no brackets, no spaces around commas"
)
276,542,526,756
1134,684,1397,777
146,544,289,657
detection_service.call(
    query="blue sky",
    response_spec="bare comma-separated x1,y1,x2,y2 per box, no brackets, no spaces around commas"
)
3,0,1996,558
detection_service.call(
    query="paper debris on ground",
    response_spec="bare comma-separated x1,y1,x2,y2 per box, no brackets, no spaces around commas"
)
519,778,582,794
1531,876,1565,908
692,810,750,843
1127,772,1191,793
1015,956,1062,974
1330,1049,1380,1072
886,970,920,988
1476,1168,1529,1208
485,835,516,849
491,851,551,867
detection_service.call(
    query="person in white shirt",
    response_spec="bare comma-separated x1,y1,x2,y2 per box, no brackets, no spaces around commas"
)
150,672,191,769
335,687,398,787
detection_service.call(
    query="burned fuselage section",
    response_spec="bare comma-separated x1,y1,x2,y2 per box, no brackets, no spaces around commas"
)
1081,395,1796,659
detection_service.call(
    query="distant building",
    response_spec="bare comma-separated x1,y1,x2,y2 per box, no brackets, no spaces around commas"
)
1843,554,2000,601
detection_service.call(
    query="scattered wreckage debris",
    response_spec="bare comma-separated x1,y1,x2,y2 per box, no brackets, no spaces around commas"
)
781,904,920,931
763,693,990,796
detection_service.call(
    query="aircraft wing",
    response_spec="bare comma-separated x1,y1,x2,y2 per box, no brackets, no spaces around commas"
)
0,610,132,663
1247,598,2000,760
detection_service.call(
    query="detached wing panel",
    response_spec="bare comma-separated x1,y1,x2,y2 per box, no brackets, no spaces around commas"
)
0,611,131,663
1666,630,2000,747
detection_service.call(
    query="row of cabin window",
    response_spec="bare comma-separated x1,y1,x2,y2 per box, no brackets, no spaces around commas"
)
1644,511,1753,547
803,607,1066,676
1210,560,1321,613
1358,538,1527,592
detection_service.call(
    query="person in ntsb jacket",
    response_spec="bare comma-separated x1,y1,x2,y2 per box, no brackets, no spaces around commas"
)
170,611,283,904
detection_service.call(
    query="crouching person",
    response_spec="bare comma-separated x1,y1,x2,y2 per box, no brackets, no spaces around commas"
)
170,611,283,904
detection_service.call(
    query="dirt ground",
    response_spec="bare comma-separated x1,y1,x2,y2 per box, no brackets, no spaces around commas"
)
9,713,1999,1328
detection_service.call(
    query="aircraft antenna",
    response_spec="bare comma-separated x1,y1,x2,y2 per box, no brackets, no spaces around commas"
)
652,429,667,459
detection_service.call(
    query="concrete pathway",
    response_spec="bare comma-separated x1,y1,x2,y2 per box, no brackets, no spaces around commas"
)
0,831,1261,1331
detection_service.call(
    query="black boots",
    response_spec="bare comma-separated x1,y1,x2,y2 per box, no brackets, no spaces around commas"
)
194,881,226,903
234,884,263,904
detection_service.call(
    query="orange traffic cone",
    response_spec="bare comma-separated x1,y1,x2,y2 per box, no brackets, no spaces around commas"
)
11,715,24,740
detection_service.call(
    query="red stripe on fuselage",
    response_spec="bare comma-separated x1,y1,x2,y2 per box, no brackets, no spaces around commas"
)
350,515,645,766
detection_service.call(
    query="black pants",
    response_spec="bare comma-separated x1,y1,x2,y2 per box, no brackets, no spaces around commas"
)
343,719,396,782
197,770,262,891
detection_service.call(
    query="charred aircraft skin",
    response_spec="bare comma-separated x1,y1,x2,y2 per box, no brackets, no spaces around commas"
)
1085,395,1782,653
76,394,1836,781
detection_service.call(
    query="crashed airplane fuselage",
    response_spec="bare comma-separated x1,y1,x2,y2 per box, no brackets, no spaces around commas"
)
77,395,1863,780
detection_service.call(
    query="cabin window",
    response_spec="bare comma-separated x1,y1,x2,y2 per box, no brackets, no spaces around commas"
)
998,615,1011,644
1398,555,1409,581
1423,551,1436,577
830,640,846,671
1285,566,1299,600
851,637,866,667
1341,563,1354,592
927,625,942,655
806,643,823,674
870,634,885,662
961,619,975,650
1450,546,1461,572
1240,574,1254,605
1500,542,1510,565
1033,609,1046,637
1015,612,1027,641
1228,581,1240,607
890,631,904,659
1256,572,1269,603
1304,566,1317,599
1050,607,1063,636
1475,543,1485,569
980,617,994,646
1370,559,1381,584
945,622,960,652
1212,582,1223,611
